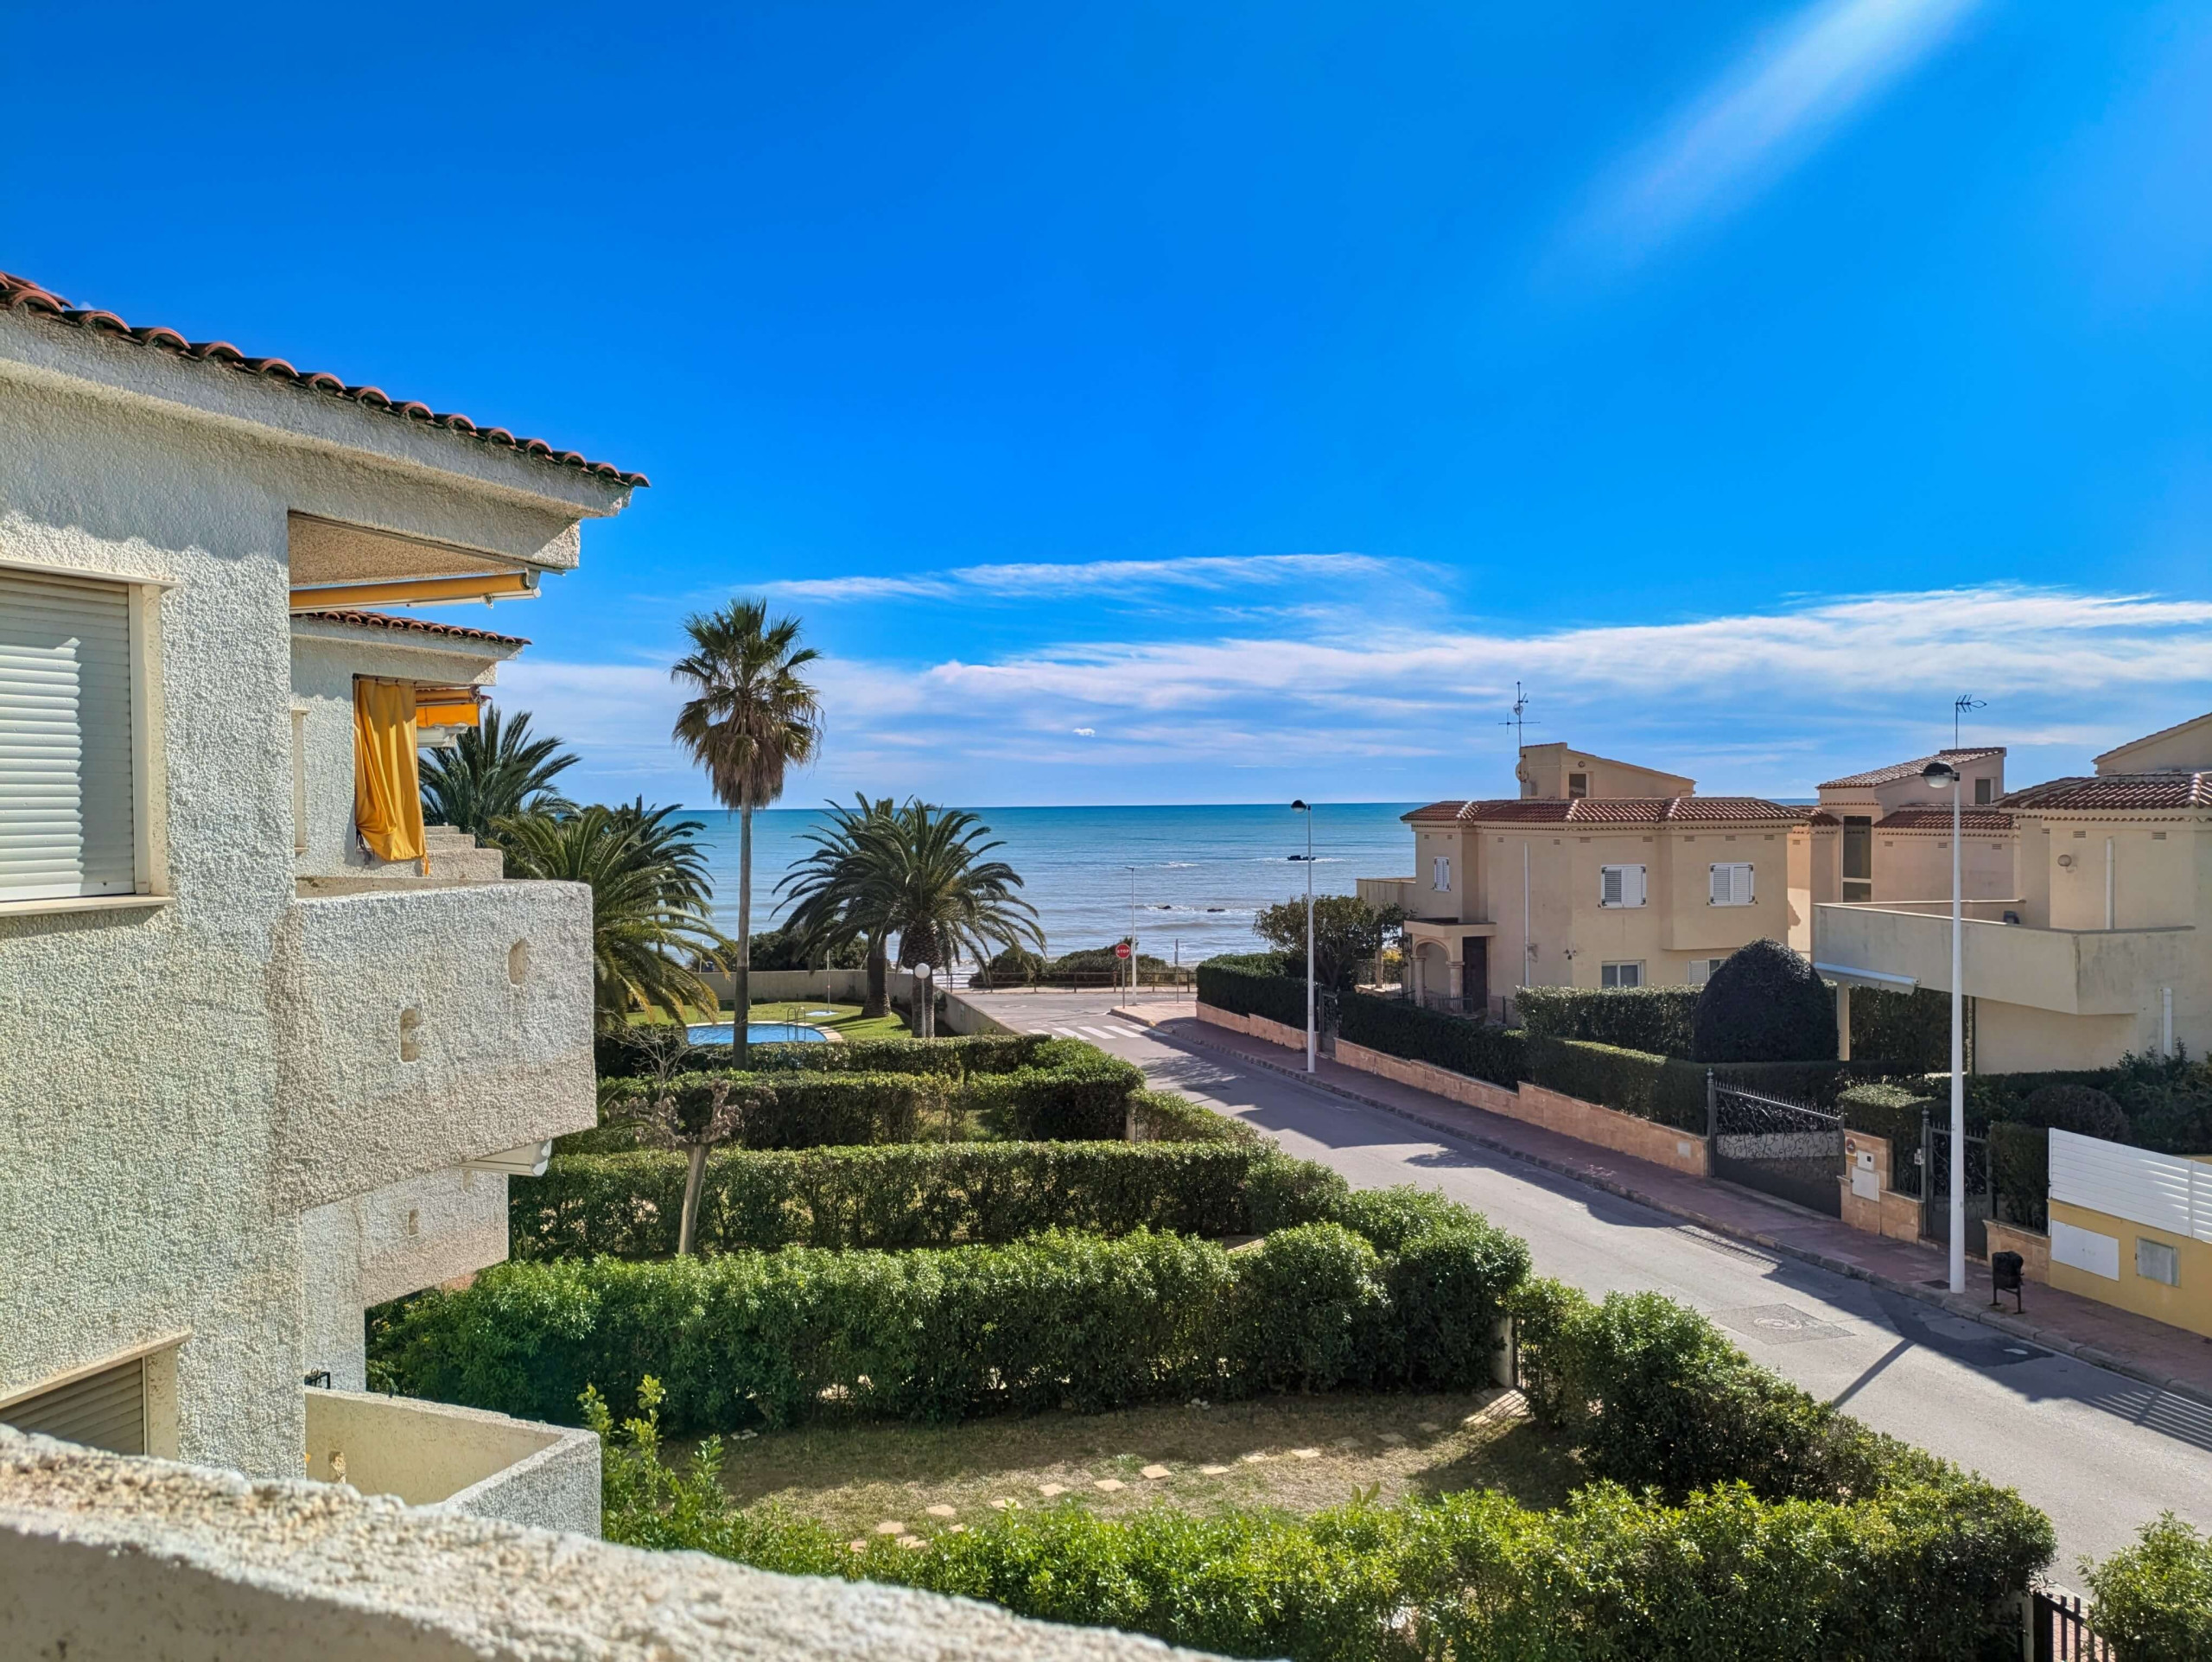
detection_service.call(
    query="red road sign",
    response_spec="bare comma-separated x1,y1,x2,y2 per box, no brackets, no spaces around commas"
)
1114,942,1132,959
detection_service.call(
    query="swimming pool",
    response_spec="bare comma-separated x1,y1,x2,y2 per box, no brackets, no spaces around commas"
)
684,1022,830,1045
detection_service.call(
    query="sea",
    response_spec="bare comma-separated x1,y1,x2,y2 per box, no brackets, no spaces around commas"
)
683,802,1422,965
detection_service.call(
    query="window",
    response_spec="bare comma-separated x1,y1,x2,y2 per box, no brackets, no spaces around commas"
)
1686,957,1726,986
1841,814,1872,902
1567,772,1589,799
1598,863,1646,907
1600,960,1643,989
1974,777,1993,806
1709,862,1755,906
2138,1238,2180,1288
0,569,143,902
1431,855,1452,891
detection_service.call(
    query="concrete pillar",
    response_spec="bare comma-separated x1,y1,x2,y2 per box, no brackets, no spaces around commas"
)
1835,982,1853,1062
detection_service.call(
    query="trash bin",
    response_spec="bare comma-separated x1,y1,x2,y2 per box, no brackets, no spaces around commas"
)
1991,1250,2024,1313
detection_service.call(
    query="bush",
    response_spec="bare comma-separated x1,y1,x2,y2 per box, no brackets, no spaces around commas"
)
1196,953,1306,1028
957,1041,1144,1140
1692,939,1838,1064
589,1069,936,1150
1517,985,1700,1057
512,1142,1325,1258
2083,1513,2212,1662
1837,1079,1936,1152
1526,1037,1694,1130
1849,985,1951,1073
596,1029,1053,1084
378,1205,1529,1433
1988,1121,2048,1229
2022,1081,2129,1142
1127,1088,1261,1144
1336,993,1529,1088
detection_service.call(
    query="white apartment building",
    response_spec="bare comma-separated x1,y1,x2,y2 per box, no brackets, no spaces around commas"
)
0,270,638,1527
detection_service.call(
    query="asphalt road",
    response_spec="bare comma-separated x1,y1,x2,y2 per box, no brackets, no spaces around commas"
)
969,989,2212,1573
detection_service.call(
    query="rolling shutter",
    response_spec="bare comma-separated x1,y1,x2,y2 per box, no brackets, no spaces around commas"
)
0,1357,146,1455
0,569,137,901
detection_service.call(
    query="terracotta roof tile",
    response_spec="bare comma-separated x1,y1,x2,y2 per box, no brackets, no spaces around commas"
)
1818,748,2004,791
1999,774,2212,813
1402,796,1801,826
1874,806,2014,831
3,271,648,489
292,608,530,649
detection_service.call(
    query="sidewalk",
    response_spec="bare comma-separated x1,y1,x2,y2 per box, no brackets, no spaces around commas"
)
1119,1008,2212,1409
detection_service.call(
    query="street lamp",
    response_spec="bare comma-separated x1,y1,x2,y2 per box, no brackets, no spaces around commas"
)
1291,800,1315,1073
1125,864,1139,997
1923,758,1966,1294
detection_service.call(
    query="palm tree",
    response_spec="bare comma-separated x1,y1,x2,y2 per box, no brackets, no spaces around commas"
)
419,707,577,844
868,800,1045,975
778,794,899,1016
499,802,727,1031
670,601,823,1067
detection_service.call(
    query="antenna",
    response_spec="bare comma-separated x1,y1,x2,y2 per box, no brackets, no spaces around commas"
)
1497,682,1538,753
1952,693,1986,749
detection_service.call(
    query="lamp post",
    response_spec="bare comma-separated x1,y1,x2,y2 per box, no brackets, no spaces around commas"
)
1125,864,1138,996
1291,800,1315,1073
1923,759,1965,1294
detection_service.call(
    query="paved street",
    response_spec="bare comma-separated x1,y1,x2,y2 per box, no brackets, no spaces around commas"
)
966,988,2212,1572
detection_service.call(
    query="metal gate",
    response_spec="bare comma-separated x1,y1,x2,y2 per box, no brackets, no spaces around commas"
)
1706,1078,1844,1217
2031,1586,2113,1660
1920,1115,1992,1260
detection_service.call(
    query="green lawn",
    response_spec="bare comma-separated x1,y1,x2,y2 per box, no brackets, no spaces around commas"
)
626,1000,914,1041
702,1390,1580,1543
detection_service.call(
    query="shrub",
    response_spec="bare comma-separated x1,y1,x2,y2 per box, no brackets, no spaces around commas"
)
590,1068,934,1150
597,1030,1053,1085
1987,1121,2048,1229
1127,1088,1260,1144
1526,1036,1693,1129
512,1142,1323,1258
1848,985,1951,1073
1692,939,1838,1064
1335,993,1529,1088
971,945,1048,986
2083,1513,2212,1662
957,1041,1144,1140
378,1203,1529,1433
1837,1079,1936,1152
1517,985,1700,1057
2022,1081,2129,1142
1196,953,1306,1028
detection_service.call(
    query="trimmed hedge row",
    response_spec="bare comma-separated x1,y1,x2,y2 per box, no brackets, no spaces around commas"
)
1517,984,1700,1057
375,1203,1532,1432
1195,953,1306,1029
958,1046,1145,1141
1127,1087,1262,1145
595,1028,1056,1081
575,1069,938,1152
1525,1039,1890,1130
1335,992,1528,1089
512,1142,1346,1258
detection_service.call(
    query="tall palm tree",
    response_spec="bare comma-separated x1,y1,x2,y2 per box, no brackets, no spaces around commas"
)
670,601,824,1067
778,794,899,1016
419,707,577,844
868,800,1045,974
499,802,727,1031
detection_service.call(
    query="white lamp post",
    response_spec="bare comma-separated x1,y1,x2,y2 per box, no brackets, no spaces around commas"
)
1923,758,1966,1294
1291,800,1315,1073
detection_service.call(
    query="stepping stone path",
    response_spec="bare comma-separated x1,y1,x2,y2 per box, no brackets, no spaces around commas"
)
897,1535,925,1550
1418,1422,1442,1433
925,1505,957,1519
990,1498,1015,1509
1141,1464,1172,1480
1240,1452,1269,1463
848,1539,866,1553
1290,1449,1320,1460
1199,1464,1230,1474
1093,1479,1124,1492
1377,1432,1406,1445
874,1521,906,1535
1038,1483,1068,1497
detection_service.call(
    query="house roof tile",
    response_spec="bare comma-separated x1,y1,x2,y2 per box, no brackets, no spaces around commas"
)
1402,796,1801,826
1,271,648,488
1817,748,2004,791
292,608,530,649
1873,806,2015,831
1999,774,2212,813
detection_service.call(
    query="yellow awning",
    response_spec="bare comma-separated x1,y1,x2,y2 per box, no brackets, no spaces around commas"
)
414,685,484,728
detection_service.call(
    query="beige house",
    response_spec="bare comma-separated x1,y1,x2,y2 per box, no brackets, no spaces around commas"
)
1366,745,1799,1014
1803,747,2014,909
0,271,635,1530
1814,714,2212,1071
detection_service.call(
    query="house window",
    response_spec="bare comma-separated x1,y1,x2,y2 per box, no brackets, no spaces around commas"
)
1974,777,1993,806
1567,772,1589,799
1431,855,1452,892
1599,863,1647,907
1600,960,1643,989
1686,957,1727,986
2138,1238,2180,1288
1841,815,1872,902
0,569,143,902
1709,862,1755,906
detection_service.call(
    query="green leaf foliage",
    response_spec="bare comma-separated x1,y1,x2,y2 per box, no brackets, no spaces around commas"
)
1691,939,1839,1064
2082,1513,2212,1662
1196,953,1306,1028
1336,993,1529,1089
1127,1087,1262,1145
1518,985,1702,1057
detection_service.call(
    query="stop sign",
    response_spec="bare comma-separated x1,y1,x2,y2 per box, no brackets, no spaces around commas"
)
1114,942,1132,959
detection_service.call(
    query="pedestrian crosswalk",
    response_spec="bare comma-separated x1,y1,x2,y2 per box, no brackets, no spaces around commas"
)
1024,1024,1129,1041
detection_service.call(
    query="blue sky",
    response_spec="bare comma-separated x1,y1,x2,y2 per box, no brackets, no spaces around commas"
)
7,1,2211,806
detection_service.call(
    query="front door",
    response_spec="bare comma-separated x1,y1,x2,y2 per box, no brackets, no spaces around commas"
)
1460,937,1489,1017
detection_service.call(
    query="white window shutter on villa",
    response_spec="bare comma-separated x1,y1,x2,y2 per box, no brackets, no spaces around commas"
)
1599,864,1645,907
0,570,137,901
1710,862,1753,906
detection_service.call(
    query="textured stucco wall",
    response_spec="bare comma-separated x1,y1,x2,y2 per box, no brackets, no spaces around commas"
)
0,346,613,1481
303,1391,598,1536
0,1430,1214,1662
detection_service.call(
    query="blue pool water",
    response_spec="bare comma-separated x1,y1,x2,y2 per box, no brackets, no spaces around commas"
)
685,1022,830,1045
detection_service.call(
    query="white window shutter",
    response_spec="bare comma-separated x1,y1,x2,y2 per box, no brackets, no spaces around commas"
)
1600,866,1622,906
1626,864,1646,907
0,570,137,901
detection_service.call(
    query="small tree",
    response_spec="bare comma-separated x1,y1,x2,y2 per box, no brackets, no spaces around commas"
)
1690,939,1837,1063
1254,895,1403,993
625,1073,766,1255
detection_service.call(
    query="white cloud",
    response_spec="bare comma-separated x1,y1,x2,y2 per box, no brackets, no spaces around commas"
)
762,551,1403,605
1073,727,1096,736
1578,0,1984,264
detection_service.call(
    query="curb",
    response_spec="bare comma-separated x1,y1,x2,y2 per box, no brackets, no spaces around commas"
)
1116,1009,2212,1412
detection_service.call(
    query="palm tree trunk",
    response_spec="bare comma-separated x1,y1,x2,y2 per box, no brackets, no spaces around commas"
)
735,801,753,1070
677,1143,708,1255
864,934,888,1018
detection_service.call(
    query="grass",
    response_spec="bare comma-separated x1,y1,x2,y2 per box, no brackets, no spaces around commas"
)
702,1390,1579,1542
626,1000,915,1041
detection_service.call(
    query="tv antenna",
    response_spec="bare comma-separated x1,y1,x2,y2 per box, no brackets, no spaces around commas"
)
1497,682,1538,754
1952,693,1986,748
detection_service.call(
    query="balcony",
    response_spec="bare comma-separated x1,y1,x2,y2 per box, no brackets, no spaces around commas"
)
1814,901,2195,1016
303,1389,599,1536
269,877,595,1212
1357,876,1417,913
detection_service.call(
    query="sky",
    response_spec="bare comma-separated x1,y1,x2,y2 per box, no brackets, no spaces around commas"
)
6,1,2211,807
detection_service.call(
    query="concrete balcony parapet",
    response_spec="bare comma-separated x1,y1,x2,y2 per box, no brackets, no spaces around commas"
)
0,1426,1220,1661
1814,901,2195,1016
304,1390,599,1537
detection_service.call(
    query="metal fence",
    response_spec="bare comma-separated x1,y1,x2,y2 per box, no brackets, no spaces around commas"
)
2031,1587,2113,1661
1920,1117,1993,1260
1706,1079,1845,1217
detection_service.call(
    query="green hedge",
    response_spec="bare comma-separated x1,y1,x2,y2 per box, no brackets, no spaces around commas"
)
1848,986,1952,1073
1837,1079,1937,1151
1525,1039,1888,1132
1517,985,1700,1057
2083,1513,2212,1662
598,1030,1052,1085
1127,1088,1261,1144
957,1044,1144,1140
580,1069,938,1151
1987,1120,2048,1228
1335,993,1528,1089
1195,954,1306,1029
375,1205,1530,1432
512,1142,1332,1258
